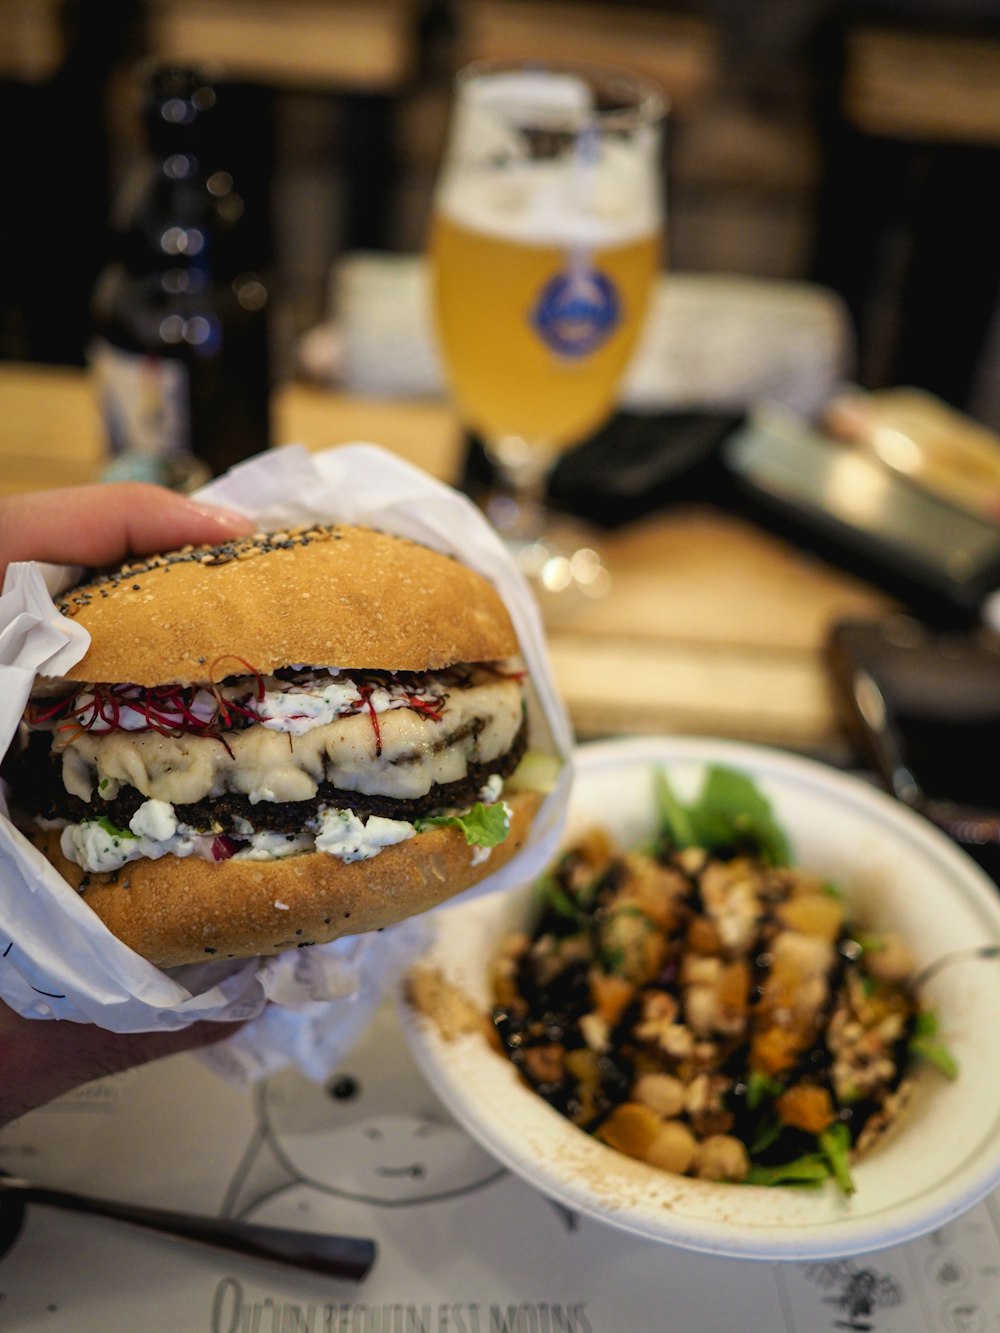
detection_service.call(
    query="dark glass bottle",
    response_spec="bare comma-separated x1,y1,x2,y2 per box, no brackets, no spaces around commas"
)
90,64,272,484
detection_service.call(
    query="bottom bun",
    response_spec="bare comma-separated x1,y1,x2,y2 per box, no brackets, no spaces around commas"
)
30,790,543,969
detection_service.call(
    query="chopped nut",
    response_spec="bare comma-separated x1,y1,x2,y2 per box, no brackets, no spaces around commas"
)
579,1011,611,1053
645,1119,698,1175
632,1072,686,1119
596,1101,662,1159
692,1134,751,1182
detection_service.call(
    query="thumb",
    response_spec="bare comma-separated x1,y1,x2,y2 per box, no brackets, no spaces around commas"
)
0,1004,244,1128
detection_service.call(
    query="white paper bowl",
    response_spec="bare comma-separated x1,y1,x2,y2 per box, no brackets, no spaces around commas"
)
399,736,1000,1260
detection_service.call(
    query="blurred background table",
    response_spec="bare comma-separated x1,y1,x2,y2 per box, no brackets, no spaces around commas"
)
0,361,893,758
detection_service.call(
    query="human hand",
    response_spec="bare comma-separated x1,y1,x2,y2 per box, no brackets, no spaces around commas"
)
0,481,256,1126
0,481,255,588
0,1006,243,1128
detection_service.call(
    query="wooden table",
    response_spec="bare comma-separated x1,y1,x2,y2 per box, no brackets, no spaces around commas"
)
0,361,894,757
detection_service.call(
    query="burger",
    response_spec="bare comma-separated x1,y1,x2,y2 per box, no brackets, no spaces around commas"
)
5,523,550,969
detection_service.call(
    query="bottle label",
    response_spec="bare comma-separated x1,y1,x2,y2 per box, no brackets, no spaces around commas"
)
530,258,621,358
90,340,191,460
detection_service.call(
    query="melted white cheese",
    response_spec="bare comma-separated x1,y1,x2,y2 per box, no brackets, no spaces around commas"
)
61,676,523,807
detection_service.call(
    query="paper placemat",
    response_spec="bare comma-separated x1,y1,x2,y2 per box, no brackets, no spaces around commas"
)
1,997,997,1333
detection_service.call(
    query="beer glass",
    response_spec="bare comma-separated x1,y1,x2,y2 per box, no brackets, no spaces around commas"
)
429,60,666,615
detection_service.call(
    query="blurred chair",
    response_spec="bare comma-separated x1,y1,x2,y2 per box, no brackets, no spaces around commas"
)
1,0,142,366
0,0,65,81
144,0,423,249
145,0,420,92
811,18,1000,427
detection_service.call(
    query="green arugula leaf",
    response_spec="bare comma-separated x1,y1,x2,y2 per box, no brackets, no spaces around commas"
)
652,765,792,865
535,871,586,923
653,768,697,849
746,1069,785,1111
689,767,792,865
416,801,510,848
749,1115,783,1156
854,931,888,953
818,1122,856,1196
744,1154,831,1188
908,1010,959,1079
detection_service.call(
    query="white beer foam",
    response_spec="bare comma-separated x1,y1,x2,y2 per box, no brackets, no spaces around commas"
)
464,70,593,118
438,70,661,249
437,143,660,249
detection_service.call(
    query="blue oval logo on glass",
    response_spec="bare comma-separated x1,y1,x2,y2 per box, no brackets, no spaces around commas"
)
531,260,621,358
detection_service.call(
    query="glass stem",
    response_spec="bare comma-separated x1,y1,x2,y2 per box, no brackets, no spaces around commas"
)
484,434,557,540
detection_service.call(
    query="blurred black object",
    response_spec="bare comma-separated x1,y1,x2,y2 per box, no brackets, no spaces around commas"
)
809,9,1000,420
460,410,744,530
0,1,143,366
460,406,1000,631
827,616,1000,885
721,413,1000,630
90,64,274,481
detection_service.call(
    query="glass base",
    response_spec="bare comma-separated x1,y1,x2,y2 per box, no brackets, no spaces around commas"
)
485,493,611,624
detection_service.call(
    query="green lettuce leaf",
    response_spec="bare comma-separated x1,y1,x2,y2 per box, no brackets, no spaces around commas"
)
654,765,791,865
416,801,510,848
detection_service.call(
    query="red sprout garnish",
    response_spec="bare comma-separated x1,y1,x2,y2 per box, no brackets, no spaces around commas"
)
356,683,383,757
26,661,453,750
403,692,445,720
208,656,266,726
24,695,75,726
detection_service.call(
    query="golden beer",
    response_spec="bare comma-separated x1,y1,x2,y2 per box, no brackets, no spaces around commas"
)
431,211,661,448
427,60,666,615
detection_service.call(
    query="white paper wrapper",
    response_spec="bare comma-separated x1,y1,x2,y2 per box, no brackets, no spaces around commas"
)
0,444,574,1081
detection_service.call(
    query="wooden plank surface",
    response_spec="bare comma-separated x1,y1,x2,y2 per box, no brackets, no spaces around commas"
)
844,25,1000,146
147,0,420,92
455,1,720,111
0,362,892,755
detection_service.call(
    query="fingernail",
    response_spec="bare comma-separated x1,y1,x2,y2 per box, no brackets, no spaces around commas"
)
191,501,257,531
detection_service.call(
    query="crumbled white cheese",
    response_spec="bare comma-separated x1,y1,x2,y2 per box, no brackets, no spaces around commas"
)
315,808,415,863
254,678,362,736
128,798,177,841
233,832,314,861
60,811,202,873
59,802,418,873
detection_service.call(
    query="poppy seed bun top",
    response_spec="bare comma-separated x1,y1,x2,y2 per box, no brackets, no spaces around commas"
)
53,524,520,687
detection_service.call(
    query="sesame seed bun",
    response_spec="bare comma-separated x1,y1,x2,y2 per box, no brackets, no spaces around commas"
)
54,524,519,686
28,789,542,969
20,522,548,971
